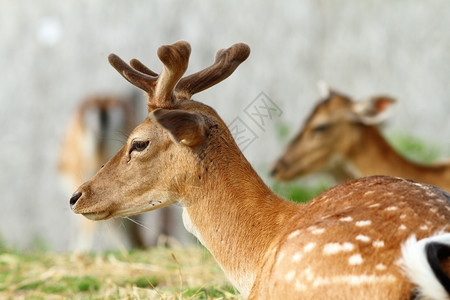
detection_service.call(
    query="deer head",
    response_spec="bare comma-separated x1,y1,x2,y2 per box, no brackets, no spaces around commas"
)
69,41,250,220
271,90,396,181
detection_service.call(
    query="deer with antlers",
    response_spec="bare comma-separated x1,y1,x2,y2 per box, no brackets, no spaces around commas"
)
69,41,450,299
271,90,450,193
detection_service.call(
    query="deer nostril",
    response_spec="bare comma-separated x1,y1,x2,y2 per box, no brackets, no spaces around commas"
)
70,192,82,208
270,165,279,176
270,160,285,177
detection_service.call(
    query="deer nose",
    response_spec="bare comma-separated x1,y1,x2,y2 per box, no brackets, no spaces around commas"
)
70,192,82,209
270,158,291,179
270,165,280,177
270,159,285,177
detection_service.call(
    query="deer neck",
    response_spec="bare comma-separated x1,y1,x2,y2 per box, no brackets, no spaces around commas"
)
348,126,450,191
180,142,299,296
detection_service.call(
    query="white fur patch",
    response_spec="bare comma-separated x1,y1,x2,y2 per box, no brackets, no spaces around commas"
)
311,228,325,235
348,254,363,265
295,280,307,291
312,274,396,288
288,230,301,239
372,240,385,248
355,220,372,227
385,206,398,211
323,242,354,255
182,208,205,245
400,232,450,300
293,252,303,262
420,225,429,231
304,242,316,253
285,270,296,282
356,234,371,243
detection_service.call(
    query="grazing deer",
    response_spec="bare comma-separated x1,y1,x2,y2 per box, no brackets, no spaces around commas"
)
69,41,450,299
58,95,146,250
271,90,450,192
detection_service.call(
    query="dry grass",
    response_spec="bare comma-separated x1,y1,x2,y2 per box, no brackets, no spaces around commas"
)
0,242,242,299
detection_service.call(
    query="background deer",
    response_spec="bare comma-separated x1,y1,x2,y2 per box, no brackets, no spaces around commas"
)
58,95,148,251
69,41,450,299
271,90,450,193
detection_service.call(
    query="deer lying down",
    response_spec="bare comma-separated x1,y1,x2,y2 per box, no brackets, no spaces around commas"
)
271,90,450,193
69,41,450,299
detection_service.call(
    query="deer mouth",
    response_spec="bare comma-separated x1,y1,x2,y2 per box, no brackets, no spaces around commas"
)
81,211,112,221
271,160,303,181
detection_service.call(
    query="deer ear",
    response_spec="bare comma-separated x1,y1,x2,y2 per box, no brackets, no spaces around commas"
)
150,109,206,147
351,96,396,125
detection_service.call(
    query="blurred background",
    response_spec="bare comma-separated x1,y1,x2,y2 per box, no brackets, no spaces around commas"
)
1,0,449,252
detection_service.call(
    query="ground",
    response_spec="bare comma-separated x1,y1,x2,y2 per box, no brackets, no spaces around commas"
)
0,243,242,300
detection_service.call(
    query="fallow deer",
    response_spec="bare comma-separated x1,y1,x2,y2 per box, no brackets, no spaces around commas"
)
271,90,450,193
58,95,146,250
69,41,450,299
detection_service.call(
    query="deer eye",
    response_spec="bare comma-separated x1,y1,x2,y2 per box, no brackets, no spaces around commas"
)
312,123,330,133
130,140,150,153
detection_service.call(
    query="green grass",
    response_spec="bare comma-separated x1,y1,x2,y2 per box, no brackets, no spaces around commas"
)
0,245,241,299
272,180,329,203
387,131,443,164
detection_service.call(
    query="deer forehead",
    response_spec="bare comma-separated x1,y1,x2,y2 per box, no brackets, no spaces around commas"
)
308,112,336,128
127,118,167,142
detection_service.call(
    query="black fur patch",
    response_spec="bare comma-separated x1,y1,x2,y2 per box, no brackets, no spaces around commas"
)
425,242,450,295
409,289,419,300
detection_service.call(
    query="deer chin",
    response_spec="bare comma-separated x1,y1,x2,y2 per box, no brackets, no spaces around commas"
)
82,211,112,221
81,200,174,221
111,191,180,218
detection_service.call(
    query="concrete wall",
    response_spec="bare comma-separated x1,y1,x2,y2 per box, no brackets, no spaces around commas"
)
1,0,449,251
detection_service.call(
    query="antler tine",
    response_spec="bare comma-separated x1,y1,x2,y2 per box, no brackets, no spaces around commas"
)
130,58,159,77
175,43,251,100
153,41,191,107
108,54,158,97
109,41,190,109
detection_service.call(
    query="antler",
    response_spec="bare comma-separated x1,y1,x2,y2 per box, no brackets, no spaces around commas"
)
129,58,158,76
108,41,191,109
108,41,250,108
175,43,250,99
